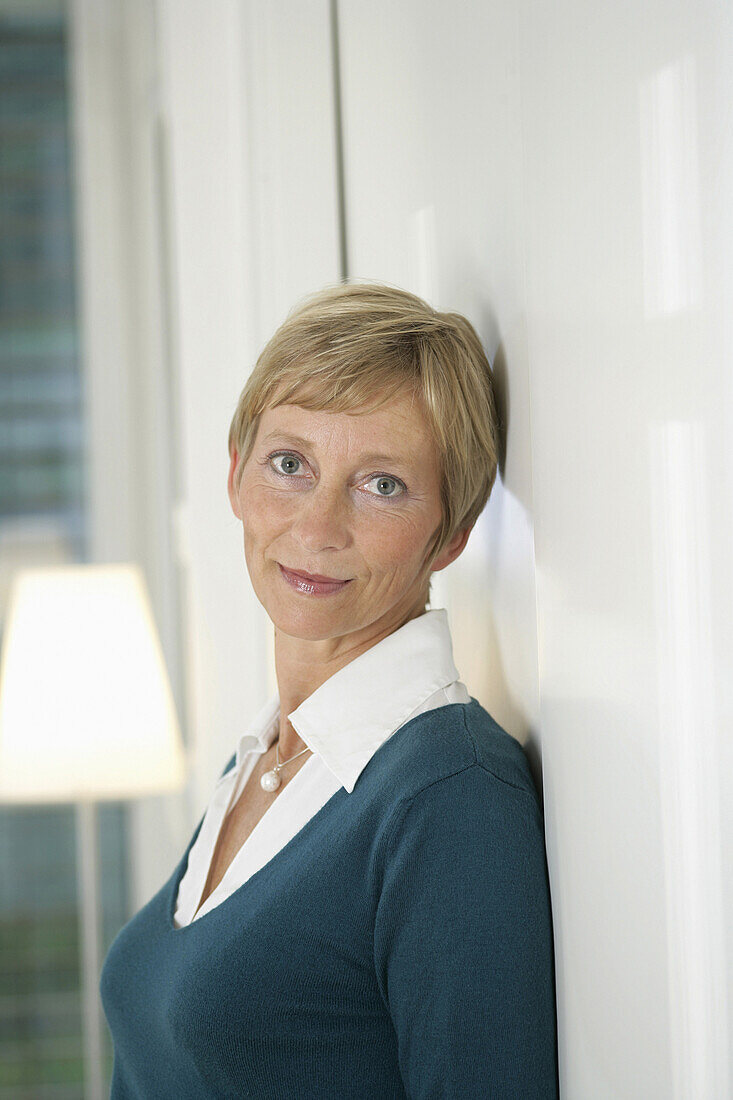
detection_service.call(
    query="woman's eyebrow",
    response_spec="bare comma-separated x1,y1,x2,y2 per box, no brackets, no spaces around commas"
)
262,430,410,467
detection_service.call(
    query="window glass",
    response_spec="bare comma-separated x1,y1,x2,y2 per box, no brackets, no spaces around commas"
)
0,7,127,1095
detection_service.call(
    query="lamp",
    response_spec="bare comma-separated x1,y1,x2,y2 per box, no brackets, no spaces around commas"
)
0,562,187,1100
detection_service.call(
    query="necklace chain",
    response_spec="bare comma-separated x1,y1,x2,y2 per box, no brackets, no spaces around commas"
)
275,738,311,771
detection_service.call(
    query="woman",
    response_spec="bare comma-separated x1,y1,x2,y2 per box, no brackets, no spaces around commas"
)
100,281,558,1098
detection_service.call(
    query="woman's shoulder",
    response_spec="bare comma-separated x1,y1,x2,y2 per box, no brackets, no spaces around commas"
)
378,697,540,813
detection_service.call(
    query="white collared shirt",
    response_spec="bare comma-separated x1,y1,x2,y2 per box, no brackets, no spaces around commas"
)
173,608,470,928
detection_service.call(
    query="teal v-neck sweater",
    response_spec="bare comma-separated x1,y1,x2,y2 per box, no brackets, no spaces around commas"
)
100,699,558,1098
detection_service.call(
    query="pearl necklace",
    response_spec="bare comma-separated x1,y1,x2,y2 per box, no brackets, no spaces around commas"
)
260,737,312,793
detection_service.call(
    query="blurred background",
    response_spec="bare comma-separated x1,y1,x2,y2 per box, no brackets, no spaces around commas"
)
1,0,732,1097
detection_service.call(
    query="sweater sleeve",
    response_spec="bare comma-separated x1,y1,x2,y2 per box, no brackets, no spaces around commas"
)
373,763,558,1099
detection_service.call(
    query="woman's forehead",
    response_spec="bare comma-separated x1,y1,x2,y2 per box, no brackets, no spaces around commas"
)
256,398,438,468
261,391,430,436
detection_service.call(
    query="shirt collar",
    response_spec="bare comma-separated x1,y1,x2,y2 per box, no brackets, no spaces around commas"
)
233,608,461,794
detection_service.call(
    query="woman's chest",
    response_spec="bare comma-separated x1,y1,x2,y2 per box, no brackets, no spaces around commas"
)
215,785,276,870
104,784,399,1099
196,749,308,913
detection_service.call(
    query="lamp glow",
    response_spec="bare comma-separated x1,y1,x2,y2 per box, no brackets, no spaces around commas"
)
0,563,187,802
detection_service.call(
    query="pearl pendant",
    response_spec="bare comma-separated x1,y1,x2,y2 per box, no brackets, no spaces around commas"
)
260,768,281,793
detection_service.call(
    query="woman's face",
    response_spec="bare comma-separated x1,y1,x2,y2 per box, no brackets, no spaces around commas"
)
227,385,470,643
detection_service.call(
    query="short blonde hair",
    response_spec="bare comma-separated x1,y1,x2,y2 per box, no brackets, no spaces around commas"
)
228,280,500,576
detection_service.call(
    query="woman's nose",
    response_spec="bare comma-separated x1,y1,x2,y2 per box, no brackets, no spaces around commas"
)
291,482,350,552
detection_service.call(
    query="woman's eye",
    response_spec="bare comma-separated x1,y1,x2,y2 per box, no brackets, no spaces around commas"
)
365,475,404,499
269,452,304,476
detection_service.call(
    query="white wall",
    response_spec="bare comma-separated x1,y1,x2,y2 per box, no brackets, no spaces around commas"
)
155,0,733,1095
335,0,542,786
518,7,732,1094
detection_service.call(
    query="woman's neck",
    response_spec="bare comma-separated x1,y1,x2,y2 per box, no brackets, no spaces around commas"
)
272,607,424,758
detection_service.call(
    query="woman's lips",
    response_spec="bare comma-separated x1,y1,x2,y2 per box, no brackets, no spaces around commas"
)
278,563,352,596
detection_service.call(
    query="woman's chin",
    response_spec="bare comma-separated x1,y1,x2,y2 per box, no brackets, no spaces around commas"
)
265,595,356,640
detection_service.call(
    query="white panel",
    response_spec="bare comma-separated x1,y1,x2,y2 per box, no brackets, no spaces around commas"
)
155,0,341,819
519,5,733,1094
241,0,343,345
69,0,192,913
339,0,733,1095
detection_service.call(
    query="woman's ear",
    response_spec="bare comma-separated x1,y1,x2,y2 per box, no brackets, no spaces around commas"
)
227,449,242,519
430,524,473,574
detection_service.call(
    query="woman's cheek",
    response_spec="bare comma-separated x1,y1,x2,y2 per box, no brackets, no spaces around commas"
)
262,489,299,523
359,512,424,567
242,479,289,519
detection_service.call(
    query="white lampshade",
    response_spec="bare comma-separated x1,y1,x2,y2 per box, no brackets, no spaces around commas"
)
0,563,188,803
